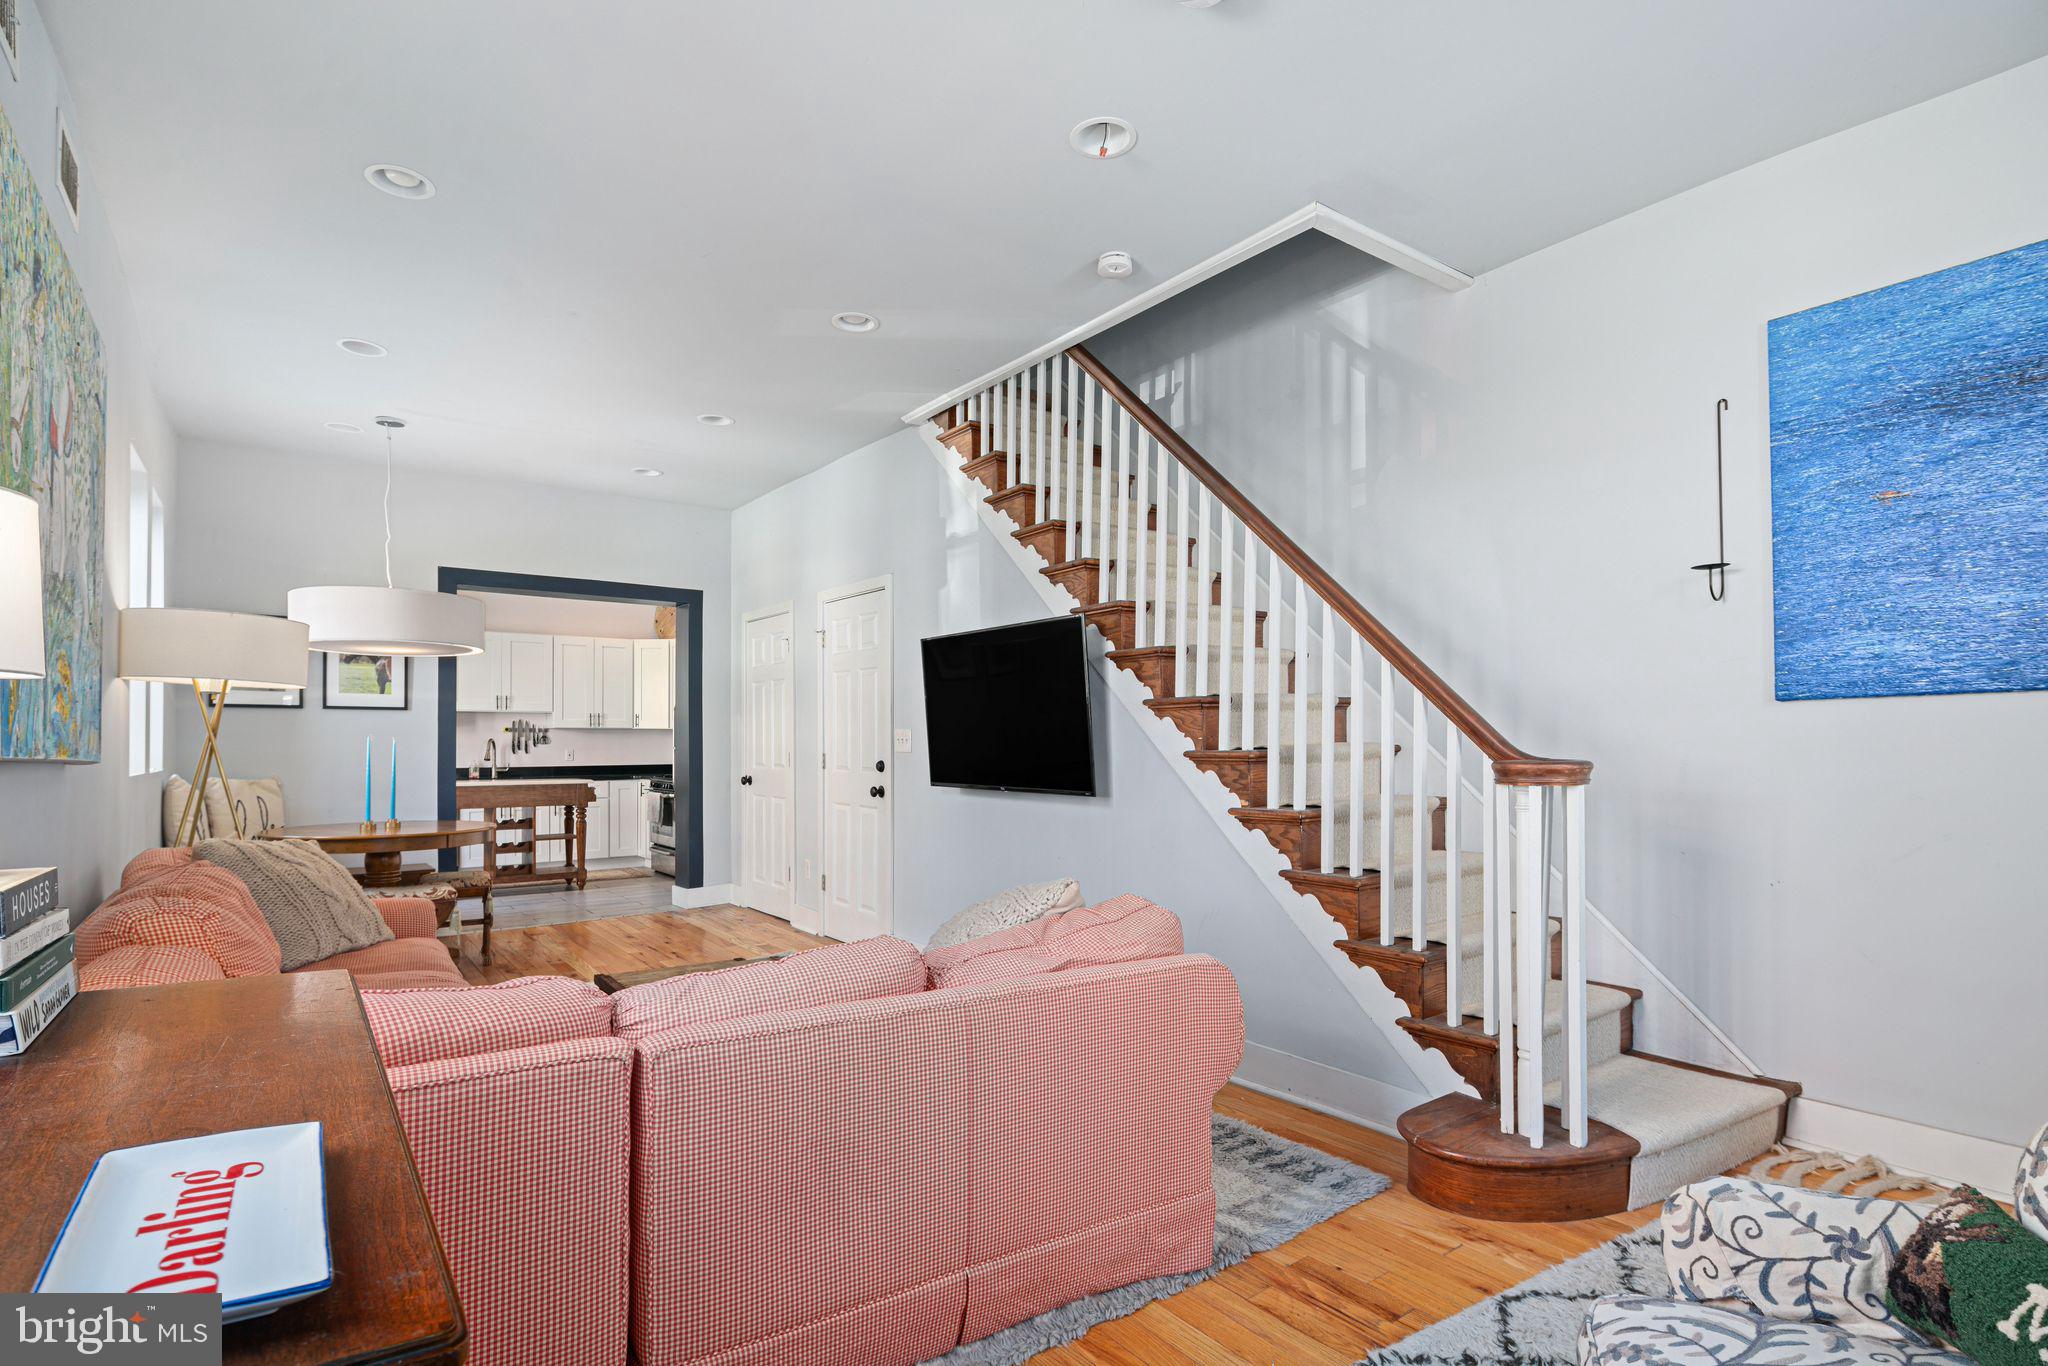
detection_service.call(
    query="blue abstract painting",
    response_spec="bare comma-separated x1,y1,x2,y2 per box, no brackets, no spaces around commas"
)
1768,237,2048,701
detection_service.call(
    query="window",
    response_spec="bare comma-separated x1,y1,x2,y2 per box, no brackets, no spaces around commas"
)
127,448,165,776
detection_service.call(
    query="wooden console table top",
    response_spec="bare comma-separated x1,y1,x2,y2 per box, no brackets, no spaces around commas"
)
0,972,466,1365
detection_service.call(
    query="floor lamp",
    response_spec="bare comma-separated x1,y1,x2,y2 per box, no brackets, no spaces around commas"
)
118,608,311,845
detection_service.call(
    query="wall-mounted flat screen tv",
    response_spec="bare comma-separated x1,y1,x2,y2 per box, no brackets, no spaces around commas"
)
921,615,1095,796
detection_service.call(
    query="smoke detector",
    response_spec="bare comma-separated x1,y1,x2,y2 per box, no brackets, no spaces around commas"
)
1069,117,1138,160
1096,251,1134,280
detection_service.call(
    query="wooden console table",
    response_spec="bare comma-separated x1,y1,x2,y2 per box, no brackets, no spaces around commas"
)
0,972,466,1364
455,779,595,890
257,820,493,889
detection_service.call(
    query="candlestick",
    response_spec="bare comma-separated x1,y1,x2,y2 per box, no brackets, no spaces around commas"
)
389,738,399,823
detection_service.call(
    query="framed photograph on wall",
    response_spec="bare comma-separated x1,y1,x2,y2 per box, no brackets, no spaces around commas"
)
223,685,303,709
323,652,409,710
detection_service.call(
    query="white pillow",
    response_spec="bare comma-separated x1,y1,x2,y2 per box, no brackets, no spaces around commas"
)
925,878,1083,950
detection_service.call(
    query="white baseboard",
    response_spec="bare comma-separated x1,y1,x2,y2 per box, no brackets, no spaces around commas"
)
671,883,738,910
1786,1097,2023,1193
1231,1042,1429,1139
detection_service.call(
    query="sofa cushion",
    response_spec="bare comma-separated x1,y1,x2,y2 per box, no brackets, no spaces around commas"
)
1886,1185,2048,1362
1580,1295,1970,1364
78,943,227,992
295,935,467,989
77,864,284,979
925,877,1083,950
122,845,194,889
202,776,287,842
2018,1122,2048,1242
924,894,1184,989
611,936,925,1041
194,838,393,971
361,977,616,1069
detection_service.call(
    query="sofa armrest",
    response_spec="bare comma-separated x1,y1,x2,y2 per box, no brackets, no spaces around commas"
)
79,944,227,991
387,1036,632,1366
373,896,438,939
1664,1177,1931,1340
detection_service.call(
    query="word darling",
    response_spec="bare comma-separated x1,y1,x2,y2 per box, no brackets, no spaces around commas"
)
129,1160,266,1294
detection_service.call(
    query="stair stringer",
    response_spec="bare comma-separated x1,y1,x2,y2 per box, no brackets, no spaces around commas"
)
917,424,1468,1103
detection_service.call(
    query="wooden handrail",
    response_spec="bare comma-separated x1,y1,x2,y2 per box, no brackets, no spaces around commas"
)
1066,343,1591,788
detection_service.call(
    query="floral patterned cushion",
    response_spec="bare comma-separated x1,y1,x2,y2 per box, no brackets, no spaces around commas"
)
1580,1295,1972,1364
1663,1177,1934,1341
2017,1122,2048,1241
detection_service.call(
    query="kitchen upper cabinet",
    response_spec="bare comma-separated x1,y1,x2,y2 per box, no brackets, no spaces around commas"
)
596,640,635,730
457,632,557,713
633,639,674,729
553,637,598,728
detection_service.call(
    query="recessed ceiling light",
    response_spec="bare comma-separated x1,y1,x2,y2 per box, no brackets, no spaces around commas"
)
337,338,387,358
364,164,436,200
830,312,879,333
324,421,364,434
632,467,663,478
696,413,735,426
1069,117,1138,160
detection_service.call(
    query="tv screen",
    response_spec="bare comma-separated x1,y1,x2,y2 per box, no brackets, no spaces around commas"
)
922,616,1096,796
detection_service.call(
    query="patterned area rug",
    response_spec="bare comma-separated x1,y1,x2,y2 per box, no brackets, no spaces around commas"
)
1363,1226,1664,1365
924,1113,1390,1365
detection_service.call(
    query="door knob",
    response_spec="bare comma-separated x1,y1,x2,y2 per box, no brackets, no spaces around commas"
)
740,774,752,786
870,785,885,798
875,759,885,772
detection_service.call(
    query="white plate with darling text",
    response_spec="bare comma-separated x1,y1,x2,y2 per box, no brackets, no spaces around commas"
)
36,1123,332,1322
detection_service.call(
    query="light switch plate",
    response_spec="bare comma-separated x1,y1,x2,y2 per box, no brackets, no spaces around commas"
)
893,729,912,752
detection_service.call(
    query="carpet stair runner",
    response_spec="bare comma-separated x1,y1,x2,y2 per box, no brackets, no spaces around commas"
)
929,389,1795,1222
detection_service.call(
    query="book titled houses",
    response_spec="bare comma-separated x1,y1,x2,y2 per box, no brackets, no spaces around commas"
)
0,868,58,937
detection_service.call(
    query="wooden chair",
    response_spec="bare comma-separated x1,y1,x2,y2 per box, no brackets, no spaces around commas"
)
416,871,495,965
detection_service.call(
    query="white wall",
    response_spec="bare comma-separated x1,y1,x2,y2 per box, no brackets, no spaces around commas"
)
0,0,179,913
452,591,672,772
731,425,1424,1097
170,440,733,884
1087,58,2048,1147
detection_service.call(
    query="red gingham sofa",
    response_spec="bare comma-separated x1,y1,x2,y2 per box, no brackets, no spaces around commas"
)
78,869,1244,1366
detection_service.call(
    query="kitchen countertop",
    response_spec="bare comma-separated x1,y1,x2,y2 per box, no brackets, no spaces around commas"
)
460,763,672,783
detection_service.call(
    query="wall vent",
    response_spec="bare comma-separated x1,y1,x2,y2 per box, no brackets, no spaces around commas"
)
56,112,79,228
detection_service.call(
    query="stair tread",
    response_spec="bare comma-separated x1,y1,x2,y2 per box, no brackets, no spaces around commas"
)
1408,978,1634,1037
1557,1054,1788,1157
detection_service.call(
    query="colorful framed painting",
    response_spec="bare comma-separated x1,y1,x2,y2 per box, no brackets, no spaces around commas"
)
1767,237,2048,701
0,102,105,761
323,653,409,710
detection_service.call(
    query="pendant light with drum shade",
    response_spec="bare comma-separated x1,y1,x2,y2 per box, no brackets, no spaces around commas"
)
287,417,483,656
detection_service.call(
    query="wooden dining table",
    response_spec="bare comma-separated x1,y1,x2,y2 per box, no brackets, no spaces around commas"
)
257,820,494,889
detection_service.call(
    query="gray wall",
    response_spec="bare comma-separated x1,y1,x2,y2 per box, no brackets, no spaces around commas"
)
1088,58,2048,1146
169,440,735,886
730,425,1422,1091
0,0,181,913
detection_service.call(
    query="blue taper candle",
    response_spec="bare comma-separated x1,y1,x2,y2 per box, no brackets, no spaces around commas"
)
363,735,373,823
389,738,399,823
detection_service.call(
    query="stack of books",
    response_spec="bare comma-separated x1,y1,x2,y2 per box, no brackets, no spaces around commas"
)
0,869,75,1056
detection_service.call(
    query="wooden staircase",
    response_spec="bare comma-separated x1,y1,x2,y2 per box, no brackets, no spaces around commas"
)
923,346,1797,1222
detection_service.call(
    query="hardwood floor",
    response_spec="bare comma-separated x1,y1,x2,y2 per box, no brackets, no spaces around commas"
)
459,907,1659,1361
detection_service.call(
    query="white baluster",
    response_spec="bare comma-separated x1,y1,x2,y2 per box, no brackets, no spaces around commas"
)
1242,524,1258,759
1346,631,1364,872
1078,373,1095,567
1099,383,1115,585
1115,407,1133,602
1265,542,1281,790
1564,783,1588,1146
1411,692,1428,952
1217,511,1236,750
1481,758,1497,1035
1495,776,1515,1131
1444,730,1463,1028
1174,461,1190,695
1000,377,1013,491
1290,572,1308,810
1318,599,1335,872
1064,359,1079,544
1045,361,1061,534
1194,485,1213,699
1040,358,1055,525
1134,420,1150,648
1377,660,1394,944
1514,784,1546,1145
1157,436,1174,670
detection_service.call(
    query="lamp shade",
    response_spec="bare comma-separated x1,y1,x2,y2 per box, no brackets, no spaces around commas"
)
286,586,484,656
118,608,310,689
0,488,44,680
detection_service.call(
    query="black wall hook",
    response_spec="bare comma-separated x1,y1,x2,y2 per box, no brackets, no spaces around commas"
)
1692,398,1731,601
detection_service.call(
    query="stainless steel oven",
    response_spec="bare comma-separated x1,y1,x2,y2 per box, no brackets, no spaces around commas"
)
649,776,676,875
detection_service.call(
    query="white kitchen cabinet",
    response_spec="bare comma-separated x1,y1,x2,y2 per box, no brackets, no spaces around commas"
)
633,639,674,729
554,636,640,729
458,632,556,713
586,791,610,860
606,778,651,858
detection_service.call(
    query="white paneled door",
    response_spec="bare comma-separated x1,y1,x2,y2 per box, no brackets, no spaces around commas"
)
819,582,891,942
739,608,795,925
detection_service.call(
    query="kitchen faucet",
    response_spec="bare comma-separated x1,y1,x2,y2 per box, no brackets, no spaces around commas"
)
483,738,498,780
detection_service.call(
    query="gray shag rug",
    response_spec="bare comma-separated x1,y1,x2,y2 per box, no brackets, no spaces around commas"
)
1362,1226,1664,1365
924,1112,1390,1365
